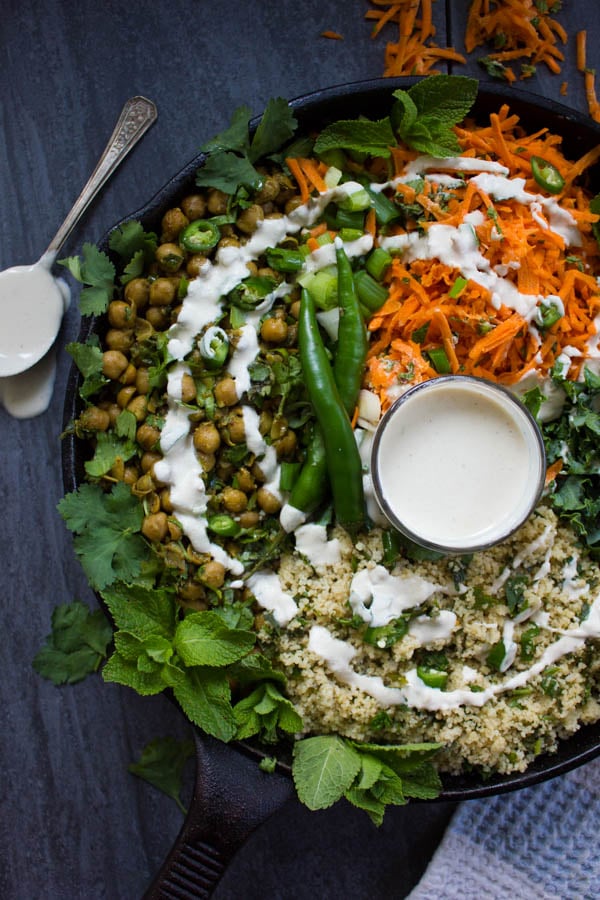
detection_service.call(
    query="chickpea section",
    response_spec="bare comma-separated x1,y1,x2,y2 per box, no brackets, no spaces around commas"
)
76,173,305,609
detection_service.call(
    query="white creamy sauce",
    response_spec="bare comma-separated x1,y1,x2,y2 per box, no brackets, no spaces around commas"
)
373,380,544,550
0,252,70,418
408,610,457,645
294,523,341,568
241,405,282,500
349,564,444,627
246,571,298,626
0,350,59,419
309,586,600,711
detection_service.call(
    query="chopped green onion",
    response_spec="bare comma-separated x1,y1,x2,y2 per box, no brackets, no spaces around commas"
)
338,227,364,242
338,186,371,212
330,207,366,231
324,165,343,188
366,248,392,281
363,185,400,225
426,347,451,374
302,270,338,310
536,300,563,330
354,270,388,312
264,247,305,273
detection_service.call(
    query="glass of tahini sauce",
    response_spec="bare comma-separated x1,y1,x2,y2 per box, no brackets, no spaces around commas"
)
371,376,546,553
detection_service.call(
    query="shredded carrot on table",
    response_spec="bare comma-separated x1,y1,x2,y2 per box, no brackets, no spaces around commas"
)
464,0,566,81
361,109,600,410
365,0,466,76
321,30,343,40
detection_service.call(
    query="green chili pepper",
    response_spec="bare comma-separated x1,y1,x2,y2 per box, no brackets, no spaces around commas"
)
287,423,329,515
416,666,448,689
229,275,277,310
199,325,229,369
530,156,565,195
207,514,241,537
179,219,221,252
298,288,365,531
333,243,368,417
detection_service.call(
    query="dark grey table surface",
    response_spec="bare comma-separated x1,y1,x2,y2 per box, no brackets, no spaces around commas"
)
2,1,599,898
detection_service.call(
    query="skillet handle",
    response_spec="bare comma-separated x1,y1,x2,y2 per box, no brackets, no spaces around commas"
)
143,731,295,899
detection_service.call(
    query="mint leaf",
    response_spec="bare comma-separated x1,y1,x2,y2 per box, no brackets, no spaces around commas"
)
173,667,237,742
102,651,166,695
58,483,148,590
229,652,286,685
233,682,302,742
33,600,112,685
292,735,361,810
313,118,396,158
101,581,177,641
402,75,478,125
195,151,263,195
249,97,297,162
58,243,115,315
392,75,478,157
173,610,255,667
129,736,194,814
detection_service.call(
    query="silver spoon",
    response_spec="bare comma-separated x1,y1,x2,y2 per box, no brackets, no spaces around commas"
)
0,96,157,378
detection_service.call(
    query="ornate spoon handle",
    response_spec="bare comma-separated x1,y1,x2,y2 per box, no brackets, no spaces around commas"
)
46,95,157,255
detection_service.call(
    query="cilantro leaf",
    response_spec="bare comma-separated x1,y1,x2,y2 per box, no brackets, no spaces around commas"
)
58,483,148,590
172,667,237,742
313,118,396,158
129,736,194,814
109,220,157,265
248,97,297,163
201,105,253,154
66,336,108,400
195,151,263,194
84,431,137,477
33,600,112,685
58,243,116,315
173,610,256,667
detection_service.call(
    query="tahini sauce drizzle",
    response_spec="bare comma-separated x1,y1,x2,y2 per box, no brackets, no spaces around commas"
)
0,253,70,418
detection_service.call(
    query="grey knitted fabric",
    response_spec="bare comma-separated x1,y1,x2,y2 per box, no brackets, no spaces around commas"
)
408,758,600,900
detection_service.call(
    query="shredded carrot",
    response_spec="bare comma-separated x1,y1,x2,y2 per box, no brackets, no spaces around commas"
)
286,157,309,204
309,221,328,239
360,108,600,410
365,0,466,76
463,0,567,81
576,30,587,73
545,458,564,486
560,81,568,96
298,158,328,194
365,208,377,241
321,30,343,40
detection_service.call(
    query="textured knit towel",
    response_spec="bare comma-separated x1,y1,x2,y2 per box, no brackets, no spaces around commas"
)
408,757,600,900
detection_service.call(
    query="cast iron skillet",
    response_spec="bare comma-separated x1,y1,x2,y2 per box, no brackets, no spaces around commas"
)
62,78,600,898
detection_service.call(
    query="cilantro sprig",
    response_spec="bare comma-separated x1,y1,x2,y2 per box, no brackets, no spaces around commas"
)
33,600,113,685
196,97,298,195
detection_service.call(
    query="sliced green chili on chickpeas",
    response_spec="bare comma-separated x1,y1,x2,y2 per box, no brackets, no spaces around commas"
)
179,219,221,253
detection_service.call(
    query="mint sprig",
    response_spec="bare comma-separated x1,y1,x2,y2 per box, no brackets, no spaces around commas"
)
314,75,478,160
293,736,442,825
129,735,194,814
